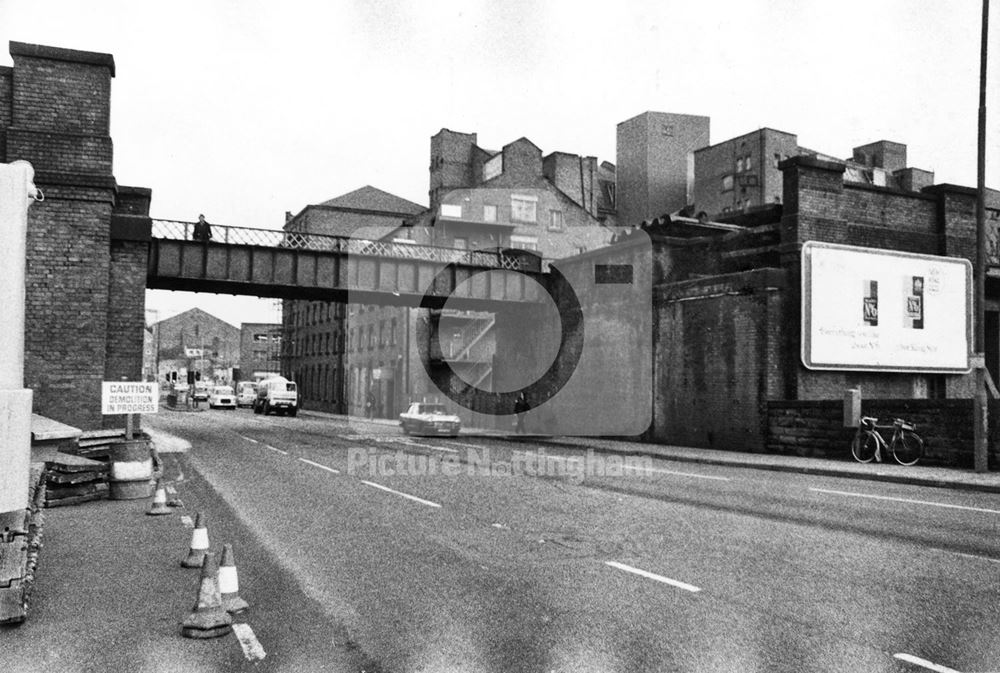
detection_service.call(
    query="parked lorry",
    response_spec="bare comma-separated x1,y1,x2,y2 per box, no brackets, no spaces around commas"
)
253,376,298,416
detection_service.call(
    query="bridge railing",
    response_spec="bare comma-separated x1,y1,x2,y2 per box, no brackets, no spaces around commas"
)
151,219,540,271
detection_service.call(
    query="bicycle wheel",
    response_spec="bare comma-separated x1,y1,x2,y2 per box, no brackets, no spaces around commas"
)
851,431,879,463
892,431,924,466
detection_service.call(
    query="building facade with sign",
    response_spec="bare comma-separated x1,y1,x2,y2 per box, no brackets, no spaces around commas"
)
238,323,282,382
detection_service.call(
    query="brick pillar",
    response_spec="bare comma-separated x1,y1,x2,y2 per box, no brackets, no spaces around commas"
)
4,42,118,429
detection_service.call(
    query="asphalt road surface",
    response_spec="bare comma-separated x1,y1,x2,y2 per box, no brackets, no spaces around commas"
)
146,408,1000,673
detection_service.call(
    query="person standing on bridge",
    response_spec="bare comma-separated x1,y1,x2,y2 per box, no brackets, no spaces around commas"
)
192,213,213,242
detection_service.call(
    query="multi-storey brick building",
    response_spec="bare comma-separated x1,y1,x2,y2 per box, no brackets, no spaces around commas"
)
615,111,710,227
692,129,935,219
237,323,282,382
281,186,425,414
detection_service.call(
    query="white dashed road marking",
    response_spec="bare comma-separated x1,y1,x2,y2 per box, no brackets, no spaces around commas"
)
604,561,701,593
892,653,960,672
360,480,442,508
236,435,259,444
625,464,731,481
232,623,267,662
810,488,1000,515
298,458,340,474
265,445,288,455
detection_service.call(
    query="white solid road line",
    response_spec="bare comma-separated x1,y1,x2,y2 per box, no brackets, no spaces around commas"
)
265,445,288,455
236,435,259,443
810,488,1000,515
400,439,458,453
893,653,961,672
232,623,267,662
604,561,701,593
360,480,442,508
298,457,340,474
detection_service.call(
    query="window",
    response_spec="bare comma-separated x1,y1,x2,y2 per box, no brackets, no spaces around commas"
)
453,237,467,250
549,210,564,231
510,195,537,223
483,204,497,222
390,318,397,346
510,234,538,251
736,158,744,173
721,175,734,192
440,203,462,218
744,155,752,171
773,152,782,168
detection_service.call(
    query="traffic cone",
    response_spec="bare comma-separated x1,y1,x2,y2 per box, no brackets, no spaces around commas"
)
218,543,249,613
145,479,171,516
181,512,209,568
180,551,233,639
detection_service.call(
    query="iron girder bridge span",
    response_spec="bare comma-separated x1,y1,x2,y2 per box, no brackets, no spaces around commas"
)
147,219,548,310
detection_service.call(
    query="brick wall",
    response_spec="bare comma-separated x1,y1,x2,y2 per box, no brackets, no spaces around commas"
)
23,195,113,428
652,268,787,451
766,399,1000,468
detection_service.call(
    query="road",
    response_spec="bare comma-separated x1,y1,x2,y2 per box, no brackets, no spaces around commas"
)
146,408,1000,673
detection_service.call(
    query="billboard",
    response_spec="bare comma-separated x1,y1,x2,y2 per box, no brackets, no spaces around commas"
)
801,241,971,372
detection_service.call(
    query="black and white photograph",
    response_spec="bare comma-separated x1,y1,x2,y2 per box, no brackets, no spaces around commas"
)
1,1,999,671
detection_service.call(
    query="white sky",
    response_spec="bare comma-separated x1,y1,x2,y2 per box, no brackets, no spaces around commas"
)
1,0,997,327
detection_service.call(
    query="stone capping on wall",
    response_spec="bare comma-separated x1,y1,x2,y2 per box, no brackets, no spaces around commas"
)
777,154,847,175
655,267,787,302
9,41,116,76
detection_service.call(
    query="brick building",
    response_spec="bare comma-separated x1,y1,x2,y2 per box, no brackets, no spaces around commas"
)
238,323,282,382
615,111,710,227
281,186,425,414
692,129,935,219
1,41,152,429
153,308,240,385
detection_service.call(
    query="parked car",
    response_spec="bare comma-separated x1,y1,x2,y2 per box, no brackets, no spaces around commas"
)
399,402,461,437
192,382,210,402
236,381,257,408
253,376,298,416
208,385,236,409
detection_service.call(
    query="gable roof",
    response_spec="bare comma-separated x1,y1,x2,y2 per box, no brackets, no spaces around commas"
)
320,185,424,215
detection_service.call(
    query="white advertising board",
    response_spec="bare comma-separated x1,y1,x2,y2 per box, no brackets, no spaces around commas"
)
801,241,971,372
102,381,159,414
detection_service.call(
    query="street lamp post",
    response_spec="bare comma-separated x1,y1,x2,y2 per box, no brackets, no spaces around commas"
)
974,0,990,473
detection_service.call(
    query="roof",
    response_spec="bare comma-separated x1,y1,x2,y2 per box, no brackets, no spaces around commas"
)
319,186,424,215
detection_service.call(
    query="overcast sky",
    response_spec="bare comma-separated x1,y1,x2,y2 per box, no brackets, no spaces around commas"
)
1,0,997,326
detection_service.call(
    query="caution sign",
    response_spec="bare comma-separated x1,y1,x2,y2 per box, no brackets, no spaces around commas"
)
102,382,159,415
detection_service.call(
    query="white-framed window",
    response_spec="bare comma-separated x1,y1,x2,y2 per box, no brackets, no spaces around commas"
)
510,234,538,251
483,204,497,222
511,194,537,223
440,203,462,218
549,210,564,231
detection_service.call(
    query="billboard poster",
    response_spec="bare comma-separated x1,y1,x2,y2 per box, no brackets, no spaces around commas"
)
801,241,971,372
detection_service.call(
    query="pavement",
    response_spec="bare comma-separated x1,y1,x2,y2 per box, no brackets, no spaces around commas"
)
5,409,1000,672
300,409,1000,495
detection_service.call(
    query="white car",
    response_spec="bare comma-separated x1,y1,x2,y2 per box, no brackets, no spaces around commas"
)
208,385,236,409
399,402,461,437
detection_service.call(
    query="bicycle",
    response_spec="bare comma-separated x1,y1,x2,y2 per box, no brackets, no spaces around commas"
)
850,416,924,466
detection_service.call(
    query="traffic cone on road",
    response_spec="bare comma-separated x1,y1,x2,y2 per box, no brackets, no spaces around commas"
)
145,479,171,516
218,543,249,613
181,512,209,568
180,551,233,639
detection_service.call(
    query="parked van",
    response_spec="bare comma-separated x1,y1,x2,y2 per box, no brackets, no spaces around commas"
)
253,376,298,416
236,381,257,408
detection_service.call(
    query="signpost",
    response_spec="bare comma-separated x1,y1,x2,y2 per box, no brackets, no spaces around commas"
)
102,381,158,439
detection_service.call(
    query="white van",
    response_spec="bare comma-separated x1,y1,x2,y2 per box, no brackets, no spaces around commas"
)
236,381,257,408
253,376,298,417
